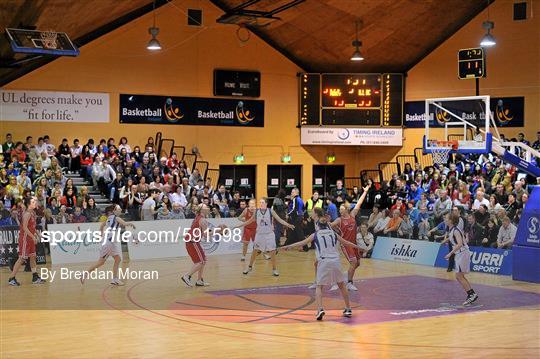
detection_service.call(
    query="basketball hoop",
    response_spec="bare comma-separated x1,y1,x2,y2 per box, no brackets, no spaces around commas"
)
40,30,58,49
430,140,458,166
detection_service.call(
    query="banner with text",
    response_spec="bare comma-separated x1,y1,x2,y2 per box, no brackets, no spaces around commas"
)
119,94,264,127
404,97,525,128
48,219,245,265
301,127,403,146
49,222,110,265
514,187,540,248
371,237,440,266
127,218,244,260
435,245,512,275
0,225,46,266
1,89,109,122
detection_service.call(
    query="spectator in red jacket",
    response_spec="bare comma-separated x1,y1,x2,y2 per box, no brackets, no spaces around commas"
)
80,145,94,180
390,198,406,217
10,142,26,163
60,187,77,210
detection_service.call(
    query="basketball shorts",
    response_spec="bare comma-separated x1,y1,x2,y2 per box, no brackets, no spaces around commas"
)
186,241,206,264
341,243,361,263
18,236,36,259
254,232,276,252
100,240,122,259
454,250,471,273
316,258,343,286
242,228,256,243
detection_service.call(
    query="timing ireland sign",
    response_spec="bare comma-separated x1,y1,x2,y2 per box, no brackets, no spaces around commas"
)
301,127,403,146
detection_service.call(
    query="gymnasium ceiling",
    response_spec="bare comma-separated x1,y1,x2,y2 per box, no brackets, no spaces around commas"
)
0,0,492,86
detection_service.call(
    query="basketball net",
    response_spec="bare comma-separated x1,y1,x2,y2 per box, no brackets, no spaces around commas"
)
40,30,58,49
430,140,457,166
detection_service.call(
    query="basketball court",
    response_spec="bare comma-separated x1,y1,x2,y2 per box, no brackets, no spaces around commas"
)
1,0,540,358
2,252,539,358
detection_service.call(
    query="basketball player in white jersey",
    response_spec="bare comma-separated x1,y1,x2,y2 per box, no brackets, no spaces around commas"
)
308,184,369,290
441,213,478,305
234,198,294,276
81,204,136,286
282,207,364,320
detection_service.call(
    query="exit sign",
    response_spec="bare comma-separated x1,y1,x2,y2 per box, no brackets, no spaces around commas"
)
458,48,486,79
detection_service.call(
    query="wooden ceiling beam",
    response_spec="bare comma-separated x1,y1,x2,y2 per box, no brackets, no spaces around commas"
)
0,0,168,87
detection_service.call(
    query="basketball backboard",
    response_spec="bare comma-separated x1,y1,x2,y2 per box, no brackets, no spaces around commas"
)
5,28,79,56
423,95,495,156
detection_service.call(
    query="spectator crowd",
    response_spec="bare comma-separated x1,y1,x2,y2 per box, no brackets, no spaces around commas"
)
301,131,539,255
1,131,538,256
0,133,242,229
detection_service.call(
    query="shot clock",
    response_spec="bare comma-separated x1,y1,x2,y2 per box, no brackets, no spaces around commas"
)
300,73,403,127
458,48,486,79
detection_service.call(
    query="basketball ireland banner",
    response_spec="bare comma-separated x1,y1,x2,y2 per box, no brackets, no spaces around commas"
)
119,94,264,127
0,89,109,122
404,97,525,128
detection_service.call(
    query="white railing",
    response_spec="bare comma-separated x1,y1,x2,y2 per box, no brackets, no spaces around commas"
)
497,141,540,164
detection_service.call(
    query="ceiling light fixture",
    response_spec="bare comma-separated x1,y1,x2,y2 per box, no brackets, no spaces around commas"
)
351,20,364,61
480,1,496,47
480,21,496,47
147,0,162,51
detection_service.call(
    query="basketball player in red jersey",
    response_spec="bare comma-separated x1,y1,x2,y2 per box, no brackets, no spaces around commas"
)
8,196,45,286
238,199,257,262
181,204,226,287
329,185,370,291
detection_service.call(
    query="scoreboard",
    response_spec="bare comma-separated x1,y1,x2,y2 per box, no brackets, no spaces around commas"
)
458,48,486,79
300,73,404,127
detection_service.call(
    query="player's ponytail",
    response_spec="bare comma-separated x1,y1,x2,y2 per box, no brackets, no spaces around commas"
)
313,207,324,218
105,204,117,214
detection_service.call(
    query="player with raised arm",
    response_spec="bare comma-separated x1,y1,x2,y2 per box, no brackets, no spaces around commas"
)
282,207,364,320
235,198,294,276
181,204,227,287
328,185,370,291
81,204,136,286
9,196,45,286
441,213,479,306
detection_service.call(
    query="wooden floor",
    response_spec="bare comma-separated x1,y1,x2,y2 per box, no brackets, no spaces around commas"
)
1,250,539,358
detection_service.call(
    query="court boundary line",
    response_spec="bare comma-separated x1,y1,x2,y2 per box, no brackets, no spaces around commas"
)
103,272,540,351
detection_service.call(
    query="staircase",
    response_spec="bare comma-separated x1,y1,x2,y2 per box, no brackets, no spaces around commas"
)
65,172,112,211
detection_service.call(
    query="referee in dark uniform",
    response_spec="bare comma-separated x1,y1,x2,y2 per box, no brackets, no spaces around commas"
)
285,188,307,250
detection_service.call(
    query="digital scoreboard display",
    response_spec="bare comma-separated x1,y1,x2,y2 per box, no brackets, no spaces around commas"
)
300,73,403,127
214,69,261,97
458,48,486,79
322,74,381,108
